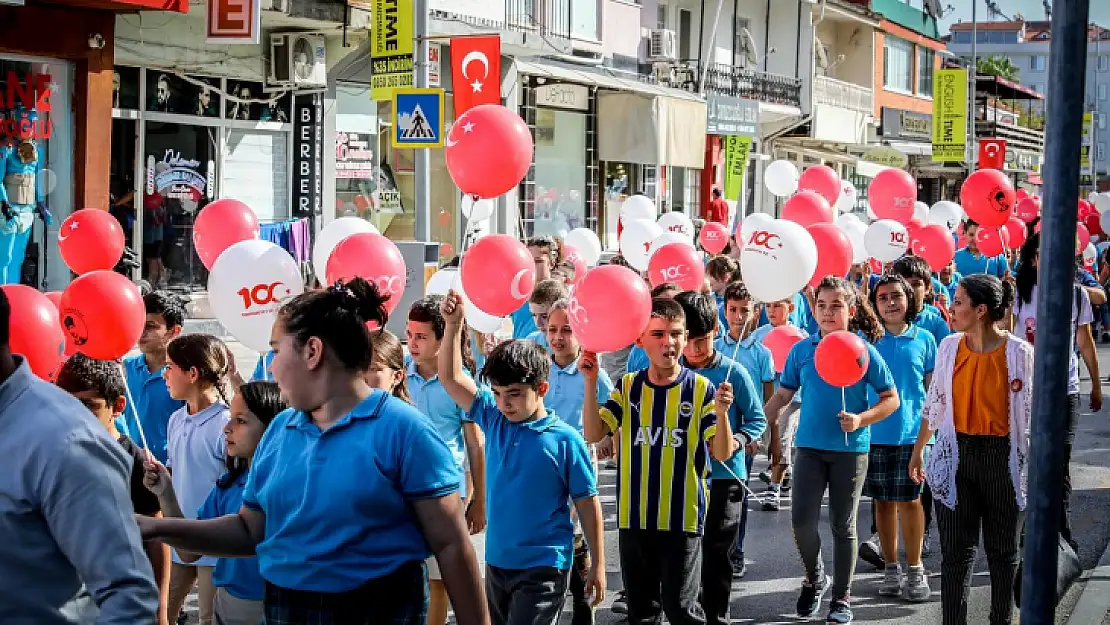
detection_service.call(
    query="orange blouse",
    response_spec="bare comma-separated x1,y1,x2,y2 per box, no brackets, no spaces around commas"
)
951,336,1011,436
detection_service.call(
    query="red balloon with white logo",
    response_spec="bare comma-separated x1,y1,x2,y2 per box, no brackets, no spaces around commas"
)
911,224,956,272
763,325,807,373
460,234,535,317
57,209,126,275
59,271,145,361
1014,196,1041,223
782,190,835,228
1077,223,1092,252
797,165,841,206
961,168,1015,229
562,244,588,283
193,198,260,270
814,330,870,388
974,226,1010,257
805,224,852,288
2,285,65,380
698,222,730,254
567,264,651,353
444,104,534,199
648,242,705,292
868,169,917,224
1003,216,1027,249
325,233,407,313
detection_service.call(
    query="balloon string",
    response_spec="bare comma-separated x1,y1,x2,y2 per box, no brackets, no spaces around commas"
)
723,306,755,382
119,361,151,451
842,386,848,447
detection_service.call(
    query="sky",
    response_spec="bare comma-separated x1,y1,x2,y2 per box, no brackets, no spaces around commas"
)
931,0,1110,35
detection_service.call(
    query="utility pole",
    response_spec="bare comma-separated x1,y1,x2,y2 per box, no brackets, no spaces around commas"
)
413,0,431,242
1021,0,1090,623
969,0,978,167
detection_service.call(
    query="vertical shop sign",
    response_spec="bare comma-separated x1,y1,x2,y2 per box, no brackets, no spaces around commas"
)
931,69,968,162
1081,112,1094,185
206,0,260,44
292,94,323,218
428,42,441,87
723,136,752,200
371,0,414,101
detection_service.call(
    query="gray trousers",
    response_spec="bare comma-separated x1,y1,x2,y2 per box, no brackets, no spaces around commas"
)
790,447,869,599
212,588,263,625
486,565,570,625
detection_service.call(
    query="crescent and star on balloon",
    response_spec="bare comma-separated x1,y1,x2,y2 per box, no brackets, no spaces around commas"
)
444,51,489,147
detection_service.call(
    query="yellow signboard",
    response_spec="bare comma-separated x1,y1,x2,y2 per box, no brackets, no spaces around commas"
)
931,69,968,162
723,136,752,200
371,0,414,101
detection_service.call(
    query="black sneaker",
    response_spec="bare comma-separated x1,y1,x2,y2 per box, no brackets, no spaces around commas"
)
797,573,830,617
758,471,772,484
858,536,885,570
781,475,792,492
611,590,627,614
826,596,853,624
762,486,781,511
732,553,747,579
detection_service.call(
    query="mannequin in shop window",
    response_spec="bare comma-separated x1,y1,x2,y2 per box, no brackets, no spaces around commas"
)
0,111,52,285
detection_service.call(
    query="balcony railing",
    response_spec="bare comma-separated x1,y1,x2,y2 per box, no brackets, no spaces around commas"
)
429,0,571,41
974,120,1046,152
699,62,803,108
813,75,874,116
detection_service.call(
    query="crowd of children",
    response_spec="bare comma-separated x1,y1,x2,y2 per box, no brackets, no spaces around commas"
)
5,212,1106,625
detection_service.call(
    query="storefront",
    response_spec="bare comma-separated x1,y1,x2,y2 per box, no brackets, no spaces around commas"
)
700,95,760,224
878,107,941,202
0,0,185,291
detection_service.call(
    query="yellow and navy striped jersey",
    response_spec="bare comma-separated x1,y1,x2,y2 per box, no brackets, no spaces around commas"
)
599,368,718,534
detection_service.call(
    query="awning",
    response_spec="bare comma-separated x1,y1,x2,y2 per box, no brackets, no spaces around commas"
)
64,0,188,12
513,59,702,102
885,140,932,156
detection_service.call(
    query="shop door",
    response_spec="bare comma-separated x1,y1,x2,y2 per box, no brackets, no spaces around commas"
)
142,122,216,291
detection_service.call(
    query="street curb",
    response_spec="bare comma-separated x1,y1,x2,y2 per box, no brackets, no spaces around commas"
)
1066,535,1110,625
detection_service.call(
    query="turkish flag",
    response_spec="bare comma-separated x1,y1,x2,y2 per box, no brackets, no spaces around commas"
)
978,138,1007,171
451,35,501,116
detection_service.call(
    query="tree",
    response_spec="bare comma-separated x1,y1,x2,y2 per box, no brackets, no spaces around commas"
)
976,55,1020,81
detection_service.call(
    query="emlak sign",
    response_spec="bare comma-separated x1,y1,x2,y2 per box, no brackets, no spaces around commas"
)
207,0,260,44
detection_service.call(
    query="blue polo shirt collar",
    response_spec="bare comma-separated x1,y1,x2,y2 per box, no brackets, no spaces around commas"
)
0,357,32,415
128,354,168,380
680,350,724,370
405,358,439,383
550,354,581,375
885,325,919,341
719,332,760,350
519,411,563,432
285,391,389,432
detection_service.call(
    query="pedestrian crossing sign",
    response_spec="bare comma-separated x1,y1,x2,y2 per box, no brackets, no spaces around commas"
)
391,88,445,149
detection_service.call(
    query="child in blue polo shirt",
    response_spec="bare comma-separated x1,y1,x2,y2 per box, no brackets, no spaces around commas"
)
524,279,568,352
716,282,775,402
438,290,605,625
763,276,900,624
865,275,936,603
144,381,287,625
674,291,765,625
511,236,560,338
936,261,962,307
707,255,741,330
892,256,952,344
122,290,187,462
954,220,1010,278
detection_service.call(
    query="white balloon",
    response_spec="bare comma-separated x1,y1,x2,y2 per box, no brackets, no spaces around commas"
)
842,220,869,263
462,195,494,222
835,213,861,230
460,287,504,333
312,217,379,282
1083,243,1098,266
764,160,799,198
619,218,664,271
1094,192,1110,214
864,219,910,263
740,218,818,303
621,195,656,221
835,180,858,213
739,212,774,246
929,201,964,232
1100,210,1110,237
913,201,930,225
426,268,459,296
648,231,694,259
657,211,695,242
209,240,305,352
563,228,603,266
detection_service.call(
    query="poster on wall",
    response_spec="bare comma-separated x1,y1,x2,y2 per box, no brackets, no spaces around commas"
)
146,73,223,117
336,132,375,179
226,81,290,122
371,0,414,101
931,69,968,163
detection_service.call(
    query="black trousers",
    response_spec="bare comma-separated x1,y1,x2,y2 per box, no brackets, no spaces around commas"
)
701,480,745,625
618,529,705,625
486,565,570,625
935,435,1024,625
1061,393,1080,550
568,535,594,625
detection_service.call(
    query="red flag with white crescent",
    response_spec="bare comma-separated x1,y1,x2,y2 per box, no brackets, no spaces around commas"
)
450,35,502,116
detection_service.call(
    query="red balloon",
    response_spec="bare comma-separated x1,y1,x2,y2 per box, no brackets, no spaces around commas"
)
960,168,1015,228
325,233,407,313
1015,189,1030,202
1003,217,1028,250
1085,212,1104,237
1077,223,1091,252
782,191,834,227
460,234,536,317
764,325,807,373
699,222,729,254
562,244,588,283
193,199,260,270
1079,199,1096,218
59,271,145,361
868,258,884,274
797,165,841,206
648,243,705,292
43,291,77,357
975,226,1010,257
806,224,852,288
445,104,534,199
1014,196,1041,223
43,290,62,310
911,224,957,272
868,169,917,224
567,265,651,352
2,285,65,380
814,330,870,388
57,209,125,275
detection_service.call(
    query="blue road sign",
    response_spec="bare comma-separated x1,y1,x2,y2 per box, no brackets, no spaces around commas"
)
392,88,445,149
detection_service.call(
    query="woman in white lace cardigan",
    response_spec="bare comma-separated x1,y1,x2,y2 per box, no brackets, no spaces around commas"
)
908,274,1034,625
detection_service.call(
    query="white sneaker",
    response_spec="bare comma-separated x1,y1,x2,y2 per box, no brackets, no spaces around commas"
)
902,564,931,602
878,563,903,597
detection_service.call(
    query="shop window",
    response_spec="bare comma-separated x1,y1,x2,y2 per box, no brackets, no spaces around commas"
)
533,108,588,237
113,66,140,110
146,72,222,117
225,81,290,123
223,130,289,222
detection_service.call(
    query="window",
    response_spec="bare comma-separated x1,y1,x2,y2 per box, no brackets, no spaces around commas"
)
1100,55,1110,72
1101,84,1108,101
734,17,752,66
1030,55,1047,71
1032,83,1045,94
952,31,971,44
1100,114,1107,130
657,3,666,29
1099,143,1106,162
883,36,913,92
917,47,935,96
571,0,599,40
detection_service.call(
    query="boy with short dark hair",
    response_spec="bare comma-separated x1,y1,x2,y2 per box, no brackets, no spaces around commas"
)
582,297,736,625
891,256,951,343
56,353,170,624
673,291,765,623
526,279,570,351
716,282,775,402
122,291,187,463
438,291,606,625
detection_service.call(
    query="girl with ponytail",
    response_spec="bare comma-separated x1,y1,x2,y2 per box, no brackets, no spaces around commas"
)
138,278,488,625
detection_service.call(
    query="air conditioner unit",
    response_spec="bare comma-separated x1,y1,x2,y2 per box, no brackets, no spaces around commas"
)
649,29,678,60
269,33,327,88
